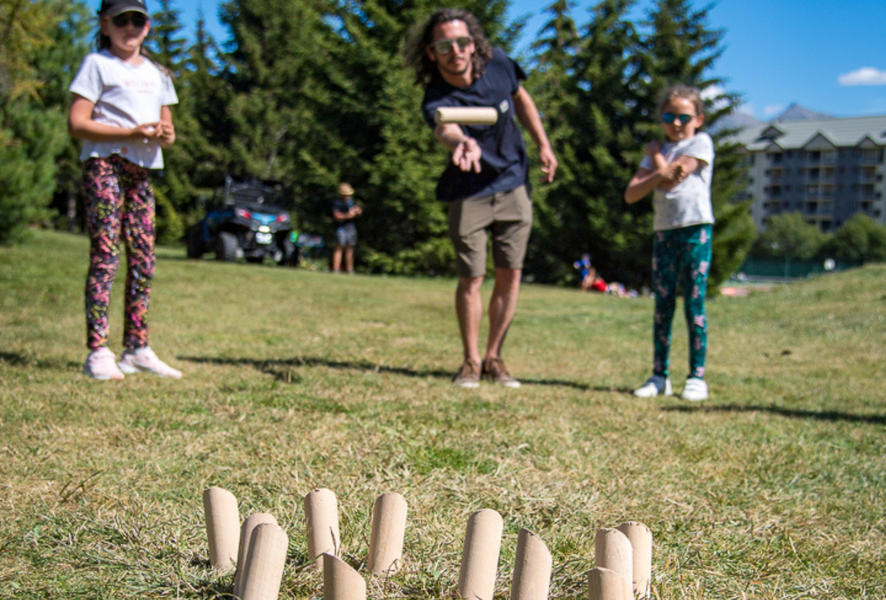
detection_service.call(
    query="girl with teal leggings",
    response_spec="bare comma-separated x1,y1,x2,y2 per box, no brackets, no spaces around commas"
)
624,84,715,401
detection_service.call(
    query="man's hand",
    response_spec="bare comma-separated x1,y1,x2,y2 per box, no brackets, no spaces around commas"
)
452,137,482,173
539,145,558,183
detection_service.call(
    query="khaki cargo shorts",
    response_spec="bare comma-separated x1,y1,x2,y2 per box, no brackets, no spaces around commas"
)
447,185,532,278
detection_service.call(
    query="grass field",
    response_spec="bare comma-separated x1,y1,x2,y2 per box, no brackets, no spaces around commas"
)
1,230,884,599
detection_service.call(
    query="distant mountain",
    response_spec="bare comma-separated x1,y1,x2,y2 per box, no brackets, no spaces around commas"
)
772,103,833,122
709,103,836,135
708,111,763,134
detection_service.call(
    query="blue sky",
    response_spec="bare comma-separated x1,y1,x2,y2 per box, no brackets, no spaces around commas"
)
150,0,885,120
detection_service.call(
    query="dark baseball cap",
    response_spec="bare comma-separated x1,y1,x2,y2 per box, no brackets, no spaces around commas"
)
98,0,148,17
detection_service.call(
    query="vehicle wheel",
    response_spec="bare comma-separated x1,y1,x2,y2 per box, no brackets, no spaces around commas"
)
186,227,204,259
217,231,239,262
279,236,298,266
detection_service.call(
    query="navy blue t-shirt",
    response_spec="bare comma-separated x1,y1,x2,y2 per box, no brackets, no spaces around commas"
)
422,48,529,202
332,197,355,226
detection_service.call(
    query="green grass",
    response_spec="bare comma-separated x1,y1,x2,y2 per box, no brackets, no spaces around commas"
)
1,230,885,599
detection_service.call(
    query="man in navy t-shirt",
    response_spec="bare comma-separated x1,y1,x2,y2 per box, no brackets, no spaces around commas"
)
408,8,558,388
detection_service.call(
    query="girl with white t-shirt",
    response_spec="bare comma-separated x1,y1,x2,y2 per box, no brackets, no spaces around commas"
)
624,84,715,401
68,0,181,380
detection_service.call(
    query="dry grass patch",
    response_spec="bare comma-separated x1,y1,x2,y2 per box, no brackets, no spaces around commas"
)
1,231,884,599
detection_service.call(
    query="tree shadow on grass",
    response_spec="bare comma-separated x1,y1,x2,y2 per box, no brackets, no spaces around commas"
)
0,352,80,370
0,352,28,366
662,403,886,426
179,354,600,390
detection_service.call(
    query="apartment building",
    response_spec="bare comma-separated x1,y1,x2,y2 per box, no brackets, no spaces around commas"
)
732,114,886,232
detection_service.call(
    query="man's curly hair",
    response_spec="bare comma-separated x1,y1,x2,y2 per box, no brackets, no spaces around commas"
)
405,8,494,86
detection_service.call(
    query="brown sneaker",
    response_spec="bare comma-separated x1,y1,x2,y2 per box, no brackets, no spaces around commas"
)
453,360,481,388
481,357,521,388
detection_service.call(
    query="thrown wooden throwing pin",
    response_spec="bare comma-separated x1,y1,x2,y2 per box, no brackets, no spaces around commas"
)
435,107,499,126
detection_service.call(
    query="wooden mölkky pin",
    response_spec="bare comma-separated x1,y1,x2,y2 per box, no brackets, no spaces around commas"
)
368,492,408,576
234,513,278,599
588,566,632,600
617,521,652,599
509,528,552,600
594,527,632,591
457,508,503,600
434,106,498,126
305,488,340,570
238,523,289,600
323,553,366,600
203,486,240,573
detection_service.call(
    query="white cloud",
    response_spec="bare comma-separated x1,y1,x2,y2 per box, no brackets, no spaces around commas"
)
763,104,786,118
736,103,755,117
838,67,886,86
702,85,731,112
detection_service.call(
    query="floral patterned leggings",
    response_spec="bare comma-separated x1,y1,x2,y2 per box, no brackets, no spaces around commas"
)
651,224,712,380
83,155,156,351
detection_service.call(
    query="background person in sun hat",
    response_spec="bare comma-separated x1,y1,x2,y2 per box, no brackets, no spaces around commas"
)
331,182,362,274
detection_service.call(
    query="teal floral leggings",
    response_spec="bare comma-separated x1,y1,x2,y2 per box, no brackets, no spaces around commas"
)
651,224,712,380
83,155,156,351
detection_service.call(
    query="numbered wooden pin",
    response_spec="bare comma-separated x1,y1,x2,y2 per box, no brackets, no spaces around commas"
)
239,523,289,600
594,528,632,595
368,492,408,576
617,521,652,599
305,488,340,569
588,567,632,600
234,513,278,599
509,528,552,600
323,553,366,600
203,486,240,573
457,508,503,600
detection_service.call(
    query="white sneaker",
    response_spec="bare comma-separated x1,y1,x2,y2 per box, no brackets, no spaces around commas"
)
83,347,125,380
118,347,182,379
681,378,708,401
633,375,672,398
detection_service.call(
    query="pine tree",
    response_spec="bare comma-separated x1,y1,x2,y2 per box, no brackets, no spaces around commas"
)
142,0,191,243
522,0,582,283
637,0,756,289
0,0,80,243
146,0,188,75
527,0,651,286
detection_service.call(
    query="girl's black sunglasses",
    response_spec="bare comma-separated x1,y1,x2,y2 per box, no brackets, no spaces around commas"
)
111,12,148,28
